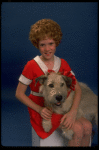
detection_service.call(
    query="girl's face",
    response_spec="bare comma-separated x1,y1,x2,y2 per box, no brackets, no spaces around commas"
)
38,37,56,61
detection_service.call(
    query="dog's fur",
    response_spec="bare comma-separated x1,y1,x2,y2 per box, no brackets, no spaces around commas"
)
36,72,98,140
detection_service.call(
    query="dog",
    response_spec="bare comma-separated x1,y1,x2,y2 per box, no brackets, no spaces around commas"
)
35,72,98,140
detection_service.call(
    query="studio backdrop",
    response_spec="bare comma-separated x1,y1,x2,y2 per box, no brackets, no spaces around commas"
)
1,2,98,146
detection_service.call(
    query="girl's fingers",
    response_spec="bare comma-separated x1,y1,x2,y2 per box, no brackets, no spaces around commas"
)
60,115,66,125
62,122,69,128
41,112,52,120
46,110,52,115
42,111,52,117
62,122,74,129
44,113,52,118
41,107,53,120
43,116,51,120
66,123,72,130
43,108,53,115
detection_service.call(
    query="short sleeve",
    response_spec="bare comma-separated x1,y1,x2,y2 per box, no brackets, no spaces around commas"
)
18,60,34,85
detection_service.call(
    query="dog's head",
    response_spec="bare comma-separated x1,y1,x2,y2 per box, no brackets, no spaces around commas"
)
35,72,72,107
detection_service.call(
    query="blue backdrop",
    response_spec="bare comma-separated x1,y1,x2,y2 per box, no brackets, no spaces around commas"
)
1,2,98,146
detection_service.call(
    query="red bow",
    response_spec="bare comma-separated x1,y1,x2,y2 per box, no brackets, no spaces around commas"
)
48,70,55,73
62,71,76,91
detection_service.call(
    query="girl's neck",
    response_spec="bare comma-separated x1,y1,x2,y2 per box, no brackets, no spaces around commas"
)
40,55,54,63
40,55,54,70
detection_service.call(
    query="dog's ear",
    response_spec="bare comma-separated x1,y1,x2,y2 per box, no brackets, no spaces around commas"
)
62,75,72,88
35,75,47,86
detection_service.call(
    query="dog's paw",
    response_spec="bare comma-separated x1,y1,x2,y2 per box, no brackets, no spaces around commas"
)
62,129,74,140
42,119,52,133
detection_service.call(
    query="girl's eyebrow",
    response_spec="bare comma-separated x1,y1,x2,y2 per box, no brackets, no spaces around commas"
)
40,43,45,45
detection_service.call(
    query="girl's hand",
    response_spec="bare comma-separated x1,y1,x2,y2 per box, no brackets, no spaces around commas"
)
40,107,53,120
60,110,77,130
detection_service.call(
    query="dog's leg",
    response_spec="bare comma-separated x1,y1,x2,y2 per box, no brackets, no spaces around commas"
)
62,128,74,140
42,119,52,132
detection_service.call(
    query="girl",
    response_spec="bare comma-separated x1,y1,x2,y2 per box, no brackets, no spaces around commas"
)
16,19,92,147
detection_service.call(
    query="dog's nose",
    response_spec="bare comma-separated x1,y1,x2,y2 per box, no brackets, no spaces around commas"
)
56,95,63,101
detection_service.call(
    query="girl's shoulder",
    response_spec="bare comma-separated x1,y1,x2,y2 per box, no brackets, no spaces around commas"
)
60,58,70,66
61,58,68,63
25,57,37,67
22,58,37,73
55,55,69,65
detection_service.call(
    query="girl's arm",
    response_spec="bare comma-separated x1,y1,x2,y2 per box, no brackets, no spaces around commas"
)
15,82,52,120
15,82,42,114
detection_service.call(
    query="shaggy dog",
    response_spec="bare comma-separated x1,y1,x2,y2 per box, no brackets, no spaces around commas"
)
36,72,98,140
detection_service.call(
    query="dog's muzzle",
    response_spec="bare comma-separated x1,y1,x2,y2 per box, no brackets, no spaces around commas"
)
55,95,63,106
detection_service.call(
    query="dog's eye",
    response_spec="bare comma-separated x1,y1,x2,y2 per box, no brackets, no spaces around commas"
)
61,83,64,87
49,84,54,88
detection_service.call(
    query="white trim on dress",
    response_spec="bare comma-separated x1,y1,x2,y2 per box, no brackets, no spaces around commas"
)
33,55,61,74
18,74,32,85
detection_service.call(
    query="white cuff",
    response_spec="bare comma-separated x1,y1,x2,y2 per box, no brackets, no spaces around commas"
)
18,74,32,85
70,70,75,76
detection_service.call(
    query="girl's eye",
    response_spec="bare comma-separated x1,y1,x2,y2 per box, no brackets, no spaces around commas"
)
40,44,45,47
49,43,53,45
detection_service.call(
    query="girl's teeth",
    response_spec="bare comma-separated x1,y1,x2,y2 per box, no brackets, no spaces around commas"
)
45,52,51,54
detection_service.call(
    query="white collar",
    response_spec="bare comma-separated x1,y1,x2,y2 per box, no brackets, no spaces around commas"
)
34,55,61,74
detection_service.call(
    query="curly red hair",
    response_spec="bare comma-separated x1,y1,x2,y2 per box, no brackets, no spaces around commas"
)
29,19,63,49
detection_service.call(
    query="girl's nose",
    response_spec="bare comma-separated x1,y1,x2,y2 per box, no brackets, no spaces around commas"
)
45,45,50,51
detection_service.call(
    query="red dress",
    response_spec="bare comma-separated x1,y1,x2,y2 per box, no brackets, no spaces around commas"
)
18,55,76,139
